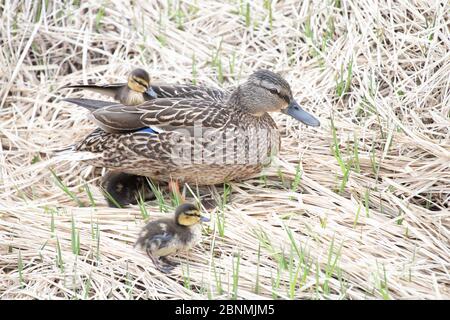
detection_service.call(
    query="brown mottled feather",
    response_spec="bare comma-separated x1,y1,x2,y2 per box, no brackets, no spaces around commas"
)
151,84,230,102
74,108,279,185
64,83,124,99
86,98,231,133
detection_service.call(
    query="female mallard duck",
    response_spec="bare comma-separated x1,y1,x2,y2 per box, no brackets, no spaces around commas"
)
64,69,320,186
64,68,157,106
135,203,209,273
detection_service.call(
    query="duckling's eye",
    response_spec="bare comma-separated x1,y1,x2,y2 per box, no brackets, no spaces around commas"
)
133,78,148,88
184,210,199,216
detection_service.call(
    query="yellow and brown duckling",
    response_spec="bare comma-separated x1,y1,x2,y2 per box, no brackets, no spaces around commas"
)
65,67,228,107
135,203,209,273
65,68,157,106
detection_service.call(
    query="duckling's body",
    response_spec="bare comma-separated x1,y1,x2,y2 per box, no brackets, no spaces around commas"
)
101,171,156,207
65,68,227,105
64,70,320,186
65,68,157,106
138,218,202,256
135,203,209,272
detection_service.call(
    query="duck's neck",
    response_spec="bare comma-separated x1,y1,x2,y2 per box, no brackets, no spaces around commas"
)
227,85,268,118
226,86,242,110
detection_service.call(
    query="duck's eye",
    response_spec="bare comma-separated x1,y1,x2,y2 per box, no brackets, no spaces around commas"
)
133,78,148,88
268,88,279,95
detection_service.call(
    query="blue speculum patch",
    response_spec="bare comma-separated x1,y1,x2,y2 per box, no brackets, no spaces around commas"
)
136,127,157,134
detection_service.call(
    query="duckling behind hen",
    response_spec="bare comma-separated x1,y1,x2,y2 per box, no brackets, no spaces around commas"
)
64,68,157,106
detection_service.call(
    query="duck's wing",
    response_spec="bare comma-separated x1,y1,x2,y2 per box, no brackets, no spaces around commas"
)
65,98,231,133
63,98,117,111
139,233,173,251
63,83,125,99
135,220,174,250
151,84,230,102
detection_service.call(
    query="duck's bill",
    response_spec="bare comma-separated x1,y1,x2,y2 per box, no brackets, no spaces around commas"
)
200,216,210,222
145,87,158,99
282,100,320,127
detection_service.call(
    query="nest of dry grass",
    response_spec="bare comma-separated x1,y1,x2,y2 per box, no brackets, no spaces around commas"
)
0,0,449,299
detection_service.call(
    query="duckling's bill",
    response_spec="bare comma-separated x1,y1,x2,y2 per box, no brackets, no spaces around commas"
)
146,87,157,99
282,100,320,127
200,215,210,222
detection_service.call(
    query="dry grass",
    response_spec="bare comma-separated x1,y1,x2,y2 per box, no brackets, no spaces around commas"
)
0,0,449,300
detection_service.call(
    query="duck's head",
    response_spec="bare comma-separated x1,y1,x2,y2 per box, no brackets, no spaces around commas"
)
231,69,320,127
127,68,157,98
175,203,210,227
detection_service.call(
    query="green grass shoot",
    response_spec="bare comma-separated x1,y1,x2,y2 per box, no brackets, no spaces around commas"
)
18,249,24,288
335,59,353,97
95,6,105,31
191,53,197,85
100,186,122,209
182,263,191,290
254,227,288,270
263,0,273,30
50,169,84,207
291,163,302,191
231,252,241,299
244,2,251,28
254,244,261,294
83,182,96,207
55,237,64,272
212,259,223,295
71,214,80,255
146,178,168,213
330,117,351,193
323,236,343,296
137,192,149,220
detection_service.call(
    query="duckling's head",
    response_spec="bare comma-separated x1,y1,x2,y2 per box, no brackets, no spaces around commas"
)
127,68,157,98
231,69,320,127
175,203,210,227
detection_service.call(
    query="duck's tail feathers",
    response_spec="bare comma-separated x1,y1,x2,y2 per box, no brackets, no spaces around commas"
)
62,98,118,111
52,145,100,162
62,84,120,99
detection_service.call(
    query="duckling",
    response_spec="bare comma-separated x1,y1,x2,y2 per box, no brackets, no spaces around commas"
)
101,171,158,207
135,203,210,273
65,68,157,106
